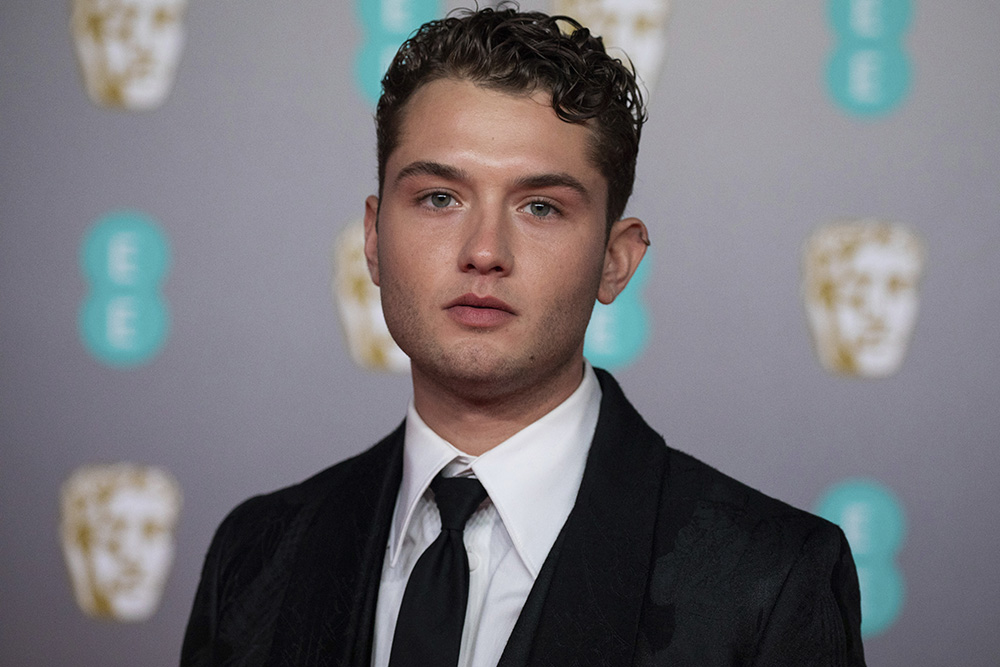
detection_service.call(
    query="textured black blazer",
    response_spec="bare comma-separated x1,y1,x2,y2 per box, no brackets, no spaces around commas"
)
181,370,865,666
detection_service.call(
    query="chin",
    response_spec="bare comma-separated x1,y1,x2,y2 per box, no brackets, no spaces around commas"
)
415,345,526,392
436,349,517,382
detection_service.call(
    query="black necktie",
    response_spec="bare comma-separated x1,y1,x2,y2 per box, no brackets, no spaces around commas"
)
388,474,488,667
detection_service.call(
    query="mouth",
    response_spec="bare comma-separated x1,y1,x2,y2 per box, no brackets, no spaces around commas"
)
445,293,516,328
447,293,515,312
857,333,889,348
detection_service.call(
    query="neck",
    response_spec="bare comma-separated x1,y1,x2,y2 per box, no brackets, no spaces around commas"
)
410,359,586,456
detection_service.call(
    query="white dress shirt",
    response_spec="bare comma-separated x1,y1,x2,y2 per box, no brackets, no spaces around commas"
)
371,363,602,667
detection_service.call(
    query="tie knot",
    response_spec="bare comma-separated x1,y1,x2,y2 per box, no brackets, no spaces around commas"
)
430,475,487,531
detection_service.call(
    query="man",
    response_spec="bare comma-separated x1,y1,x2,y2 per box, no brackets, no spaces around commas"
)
182,7,865,666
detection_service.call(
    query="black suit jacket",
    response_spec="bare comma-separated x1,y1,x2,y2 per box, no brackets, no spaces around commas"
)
181,370,865,666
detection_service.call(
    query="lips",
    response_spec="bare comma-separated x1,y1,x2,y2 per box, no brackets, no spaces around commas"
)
447,293,515,311
445,293,516,328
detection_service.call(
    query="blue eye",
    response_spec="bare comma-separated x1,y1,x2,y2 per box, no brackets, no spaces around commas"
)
427,193,454,208
527,201,553,217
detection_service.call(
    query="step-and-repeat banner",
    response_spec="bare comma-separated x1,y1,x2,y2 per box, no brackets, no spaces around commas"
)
2,1,997,665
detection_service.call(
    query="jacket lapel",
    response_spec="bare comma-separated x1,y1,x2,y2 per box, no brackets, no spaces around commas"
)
501,369,668,667
267,425,404,666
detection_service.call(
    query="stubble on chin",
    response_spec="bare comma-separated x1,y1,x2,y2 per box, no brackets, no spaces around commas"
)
392,308,591,408
395,320,533,403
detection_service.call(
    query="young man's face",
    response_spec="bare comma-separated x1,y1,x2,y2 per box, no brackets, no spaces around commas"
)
365,77,642,399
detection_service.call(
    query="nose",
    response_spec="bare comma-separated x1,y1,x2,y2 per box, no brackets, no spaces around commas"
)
458,206,513,276
859,279,889,322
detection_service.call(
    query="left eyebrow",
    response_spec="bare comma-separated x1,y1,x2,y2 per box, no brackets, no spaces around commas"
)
512,173,592,203
394,160,468,186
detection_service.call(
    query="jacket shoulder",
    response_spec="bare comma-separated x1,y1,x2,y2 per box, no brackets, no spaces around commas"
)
211,427,402,562
657,445,849,580
663,446,835,532
181,427,403,666
645,447,864,664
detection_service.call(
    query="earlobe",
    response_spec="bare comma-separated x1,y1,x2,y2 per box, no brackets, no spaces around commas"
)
597,217,649,305
363,195,381,286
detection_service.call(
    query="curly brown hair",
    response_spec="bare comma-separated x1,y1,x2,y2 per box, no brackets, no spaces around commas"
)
375,5,646,227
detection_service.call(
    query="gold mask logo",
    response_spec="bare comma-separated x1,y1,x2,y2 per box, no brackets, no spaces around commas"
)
332,219,410,373
802,220,926,378
554,0,673,93
60,464,182,622
71,0,188,110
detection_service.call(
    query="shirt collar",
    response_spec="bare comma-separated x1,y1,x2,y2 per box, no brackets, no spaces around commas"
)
389,363,602,577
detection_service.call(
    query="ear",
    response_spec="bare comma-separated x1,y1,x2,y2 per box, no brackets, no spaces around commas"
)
363,194,380,286
597,217,649,305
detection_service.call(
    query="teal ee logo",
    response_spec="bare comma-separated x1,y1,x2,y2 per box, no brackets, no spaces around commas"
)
79,211,170,367
355,0,441,104
815,478,906,638
584,252,651,370
826,0,913,117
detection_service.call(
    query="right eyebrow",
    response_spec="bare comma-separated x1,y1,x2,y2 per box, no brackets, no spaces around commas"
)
394,161,467,186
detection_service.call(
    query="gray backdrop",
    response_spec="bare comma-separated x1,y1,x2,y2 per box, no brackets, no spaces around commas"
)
2,1,998,665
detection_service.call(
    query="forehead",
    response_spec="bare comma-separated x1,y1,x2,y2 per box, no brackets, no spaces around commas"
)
389,77,604,188
853,240,916,260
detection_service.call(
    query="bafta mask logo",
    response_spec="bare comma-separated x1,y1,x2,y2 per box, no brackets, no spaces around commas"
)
60,464,182,622
71,0,188,110
555,0,672,93
332,219,410,373
802,219,926,378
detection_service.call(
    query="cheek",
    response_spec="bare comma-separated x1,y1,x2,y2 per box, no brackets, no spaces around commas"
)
534,246,605,313
833,304,862,332
378,243,424,295
375,248,428,330
92,546,121,582
142,537,175,572
381,225,456,284
149,29,183,59
885,296,918,329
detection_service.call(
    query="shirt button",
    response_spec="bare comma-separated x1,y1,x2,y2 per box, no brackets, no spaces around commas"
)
467,550,480,571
